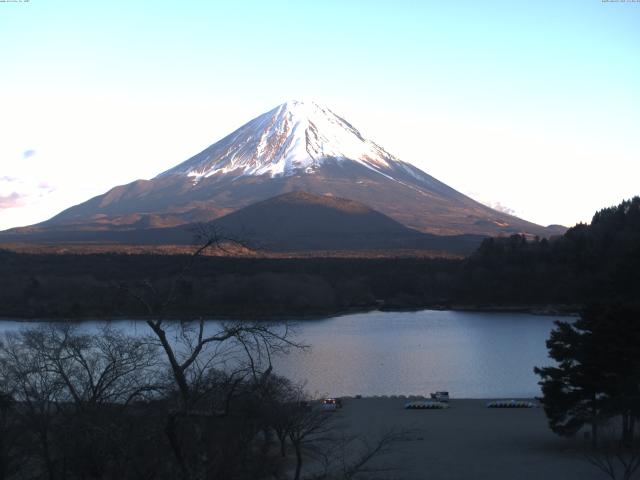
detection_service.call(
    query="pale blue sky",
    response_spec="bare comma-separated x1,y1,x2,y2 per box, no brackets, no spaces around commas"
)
1,0,639,229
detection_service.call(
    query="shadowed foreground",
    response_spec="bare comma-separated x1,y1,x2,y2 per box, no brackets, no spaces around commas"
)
327,397,600,480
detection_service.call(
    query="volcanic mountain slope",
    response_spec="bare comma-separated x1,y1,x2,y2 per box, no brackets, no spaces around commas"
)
210,191,484,253
1,191,485,254
12,100,562,238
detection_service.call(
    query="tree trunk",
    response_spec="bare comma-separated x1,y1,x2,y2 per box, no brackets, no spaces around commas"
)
261,428,272,456
280,436,287,458
622,411,633,447
43,439,55,480
293,442,302,480
165,413,190,480
0,439,6,480
147,321,191,406
591,397,598,448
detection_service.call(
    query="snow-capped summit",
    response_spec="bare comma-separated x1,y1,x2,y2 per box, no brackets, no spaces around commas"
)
24,100,563,240
158,100,404,181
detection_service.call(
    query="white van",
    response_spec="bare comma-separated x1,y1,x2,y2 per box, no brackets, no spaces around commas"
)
430,391,450,402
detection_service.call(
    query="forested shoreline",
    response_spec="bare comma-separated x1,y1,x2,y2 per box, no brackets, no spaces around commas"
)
1,197,638,320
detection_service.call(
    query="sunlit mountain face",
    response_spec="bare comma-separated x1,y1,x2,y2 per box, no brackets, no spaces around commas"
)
11,100,562,239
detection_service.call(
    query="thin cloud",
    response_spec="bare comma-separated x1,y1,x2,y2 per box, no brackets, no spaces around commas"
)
466,191,517,217
0,192,27,210
22,149,36,159
37,181,56,193
491,202,516,216
0,174,57,210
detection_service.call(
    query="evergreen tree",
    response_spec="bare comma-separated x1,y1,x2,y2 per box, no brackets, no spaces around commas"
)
534,317,606,445
589,304,640,446
535,304,640,446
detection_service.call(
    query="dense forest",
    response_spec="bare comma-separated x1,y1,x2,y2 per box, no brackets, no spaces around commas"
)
460,196,640,306
0,197,638,319
0,253,460,318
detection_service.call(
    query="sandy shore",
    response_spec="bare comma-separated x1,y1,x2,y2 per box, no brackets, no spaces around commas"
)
322,397,601,480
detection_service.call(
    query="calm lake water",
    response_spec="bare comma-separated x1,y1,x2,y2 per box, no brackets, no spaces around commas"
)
0,310,563,398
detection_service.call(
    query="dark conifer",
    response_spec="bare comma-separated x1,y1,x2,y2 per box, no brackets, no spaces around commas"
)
535,304,640,446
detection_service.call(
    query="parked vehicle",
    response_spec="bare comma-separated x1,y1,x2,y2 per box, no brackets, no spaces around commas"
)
430,391,450,402
321,397,342,411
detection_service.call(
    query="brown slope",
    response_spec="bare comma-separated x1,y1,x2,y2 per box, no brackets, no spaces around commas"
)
209,191,482,253
32,159,561,238
0,191,486,255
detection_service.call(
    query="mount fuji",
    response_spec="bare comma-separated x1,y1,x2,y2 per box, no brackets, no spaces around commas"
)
3,100,563,249
159,99,419,180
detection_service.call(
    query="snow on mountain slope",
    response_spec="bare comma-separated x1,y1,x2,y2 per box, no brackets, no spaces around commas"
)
158,99,411,182
9,99,564,240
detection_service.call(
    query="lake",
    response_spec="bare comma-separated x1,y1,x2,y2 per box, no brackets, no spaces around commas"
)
0,310,563,398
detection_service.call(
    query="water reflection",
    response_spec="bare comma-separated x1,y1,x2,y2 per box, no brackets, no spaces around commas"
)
273,310,559,398
0,310,561,398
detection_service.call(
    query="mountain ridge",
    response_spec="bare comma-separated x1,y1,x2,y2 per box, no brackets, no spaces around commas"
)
0,191,486,255
3,100,565,242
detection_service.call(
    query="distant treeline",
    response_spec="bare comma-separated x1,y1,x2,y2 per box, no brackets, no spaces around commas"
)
0,252,460,318
461,196,640,306
1,197,638,319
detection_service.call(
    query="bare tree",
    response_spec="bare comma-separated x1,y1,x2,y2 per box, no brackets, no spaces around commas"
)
0,330,66,480
274,394,410,480
120,226,305,480
0,324,163,480
122,226,302,407
262,376,303,458
287,402,336,480
585,422,640,480
331,428,410,480
18,324,161,408
0,391,21,480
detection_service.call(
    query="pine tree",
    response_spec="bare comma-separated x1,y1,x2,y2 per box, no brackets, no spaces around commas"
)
535,304,640,446
534,318,606,445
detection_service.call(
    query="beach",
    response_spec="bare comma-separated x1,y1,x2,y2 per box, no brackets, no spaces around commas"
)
322,397,601,480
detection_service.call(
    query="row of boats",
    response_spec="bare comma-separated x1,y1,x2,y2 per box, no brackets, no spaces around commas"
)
322,393,538,410
405,394,537,410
